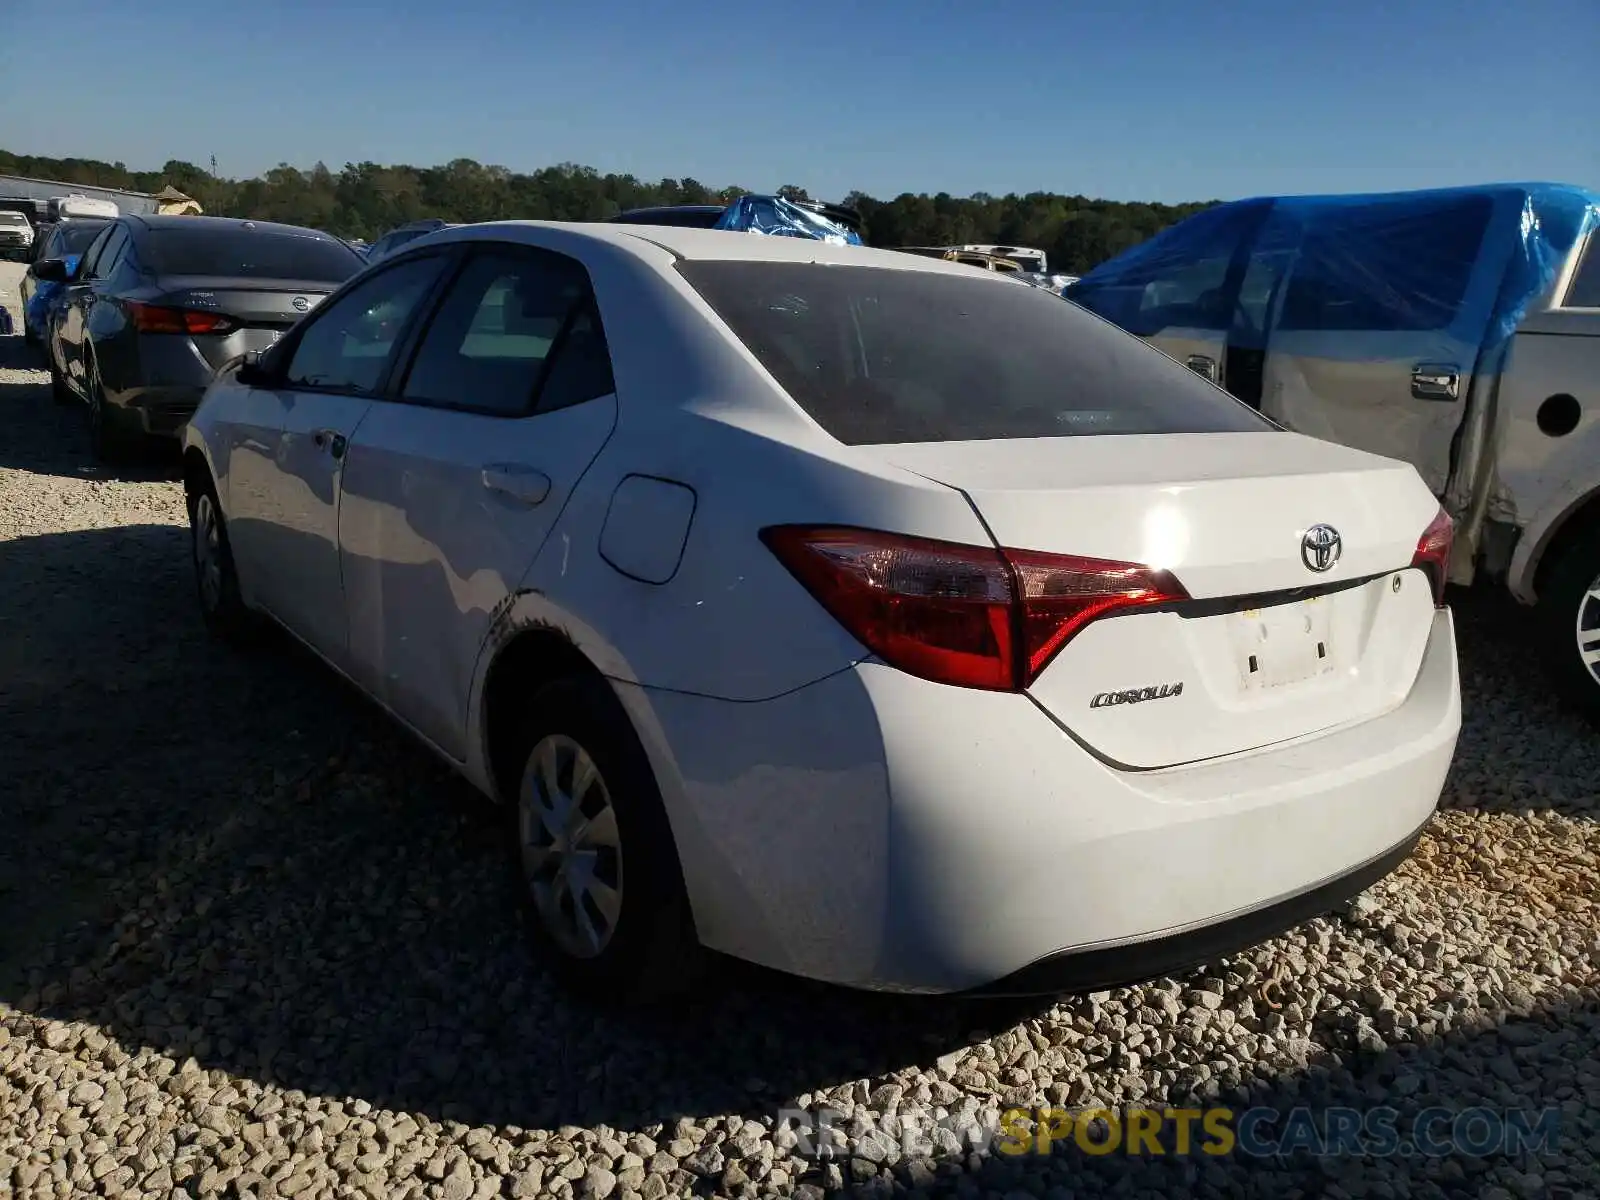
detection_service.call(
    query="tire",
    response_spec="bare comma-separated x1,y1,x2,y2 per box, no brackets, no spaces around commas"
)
509,675,703,1003
1536,525,1600,726
86,357,137,463
187,479,255,645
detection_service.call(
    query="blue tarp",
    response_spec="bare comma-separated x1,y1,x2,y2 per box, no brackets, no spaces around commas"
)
1066,183,1599,362
714,195,864,245
23,253,79,337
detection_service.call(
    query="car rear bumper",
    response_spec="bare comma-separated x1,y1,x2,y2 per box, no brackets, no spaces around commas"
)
624,607,1460,994
107,384,207,438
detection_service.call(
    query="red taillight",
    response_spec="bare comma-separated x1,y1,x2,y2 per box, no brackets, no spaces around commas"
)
128,301,237,336
1411,507,1454,607
760,526,1189,691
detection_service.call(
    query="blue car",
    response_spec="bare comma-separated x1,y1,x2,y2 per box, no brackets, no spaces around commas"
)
20,217,112,346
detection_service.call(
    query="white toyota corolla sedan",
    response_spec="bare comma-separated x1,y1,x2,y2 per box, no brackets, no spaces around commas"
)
181,221,1462,1000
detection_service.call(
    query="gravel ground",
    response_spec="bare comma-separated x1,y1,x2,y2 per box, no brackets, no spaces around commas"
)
1,259,1597,1200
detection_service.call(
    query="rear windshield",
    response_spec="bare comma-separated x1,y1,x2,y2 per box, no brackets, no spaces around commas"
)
678,261,1275,444
141,227,363,282
0,212,28,226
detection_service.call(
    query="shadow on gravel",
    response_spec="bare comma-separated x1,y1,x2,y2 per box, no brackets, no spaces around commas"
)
1444,584,1600,823
0,520,1051,1135
2,518,1597,1163
0,334,181,483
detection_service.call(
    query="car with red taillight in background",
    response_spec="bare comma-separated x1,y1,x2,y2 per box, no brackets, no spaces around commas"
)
180,221,1462,1003
36,215,365,461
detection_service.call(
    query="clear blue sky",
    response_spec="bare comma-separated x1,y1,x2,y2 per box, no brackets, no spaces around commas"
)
3,0,1595,204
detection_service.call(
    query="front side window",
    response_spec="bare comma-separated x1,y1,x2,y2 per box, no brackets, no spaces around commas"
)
75,226,116,279
57,220,110,258
680,261,1274,445
282,255,449,393
399,248,611,416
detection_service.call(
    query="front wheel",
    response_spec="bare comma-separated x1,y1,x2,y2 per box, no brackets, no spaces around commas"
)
188,482,254,644
511,675,703,1003
1536,526,1600,726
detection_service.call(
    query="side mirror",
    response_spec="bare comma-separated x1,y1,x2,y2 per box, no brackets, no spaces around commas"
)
33,257,70,283
235,351,271,388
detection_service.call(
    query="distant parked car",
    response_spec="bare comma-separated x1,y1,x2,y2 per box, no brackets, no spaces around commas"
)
19,217,112,345
36,214,365,460
1067,183,1600,719
0,210,35,259
181,221,1460,1001
365,218,457,263
606,205,728,229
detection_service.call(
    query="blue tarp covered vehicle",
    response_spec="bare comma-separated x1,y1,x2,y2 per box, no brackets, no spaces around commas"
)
714,195,864,245
1067,183,1600,718
23,253,80,341
1067,183,1595,374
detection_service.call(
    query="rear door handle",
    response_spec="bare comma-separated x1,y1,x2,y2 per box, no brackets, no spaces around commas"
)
1411,364,1460,402
481,464,551,506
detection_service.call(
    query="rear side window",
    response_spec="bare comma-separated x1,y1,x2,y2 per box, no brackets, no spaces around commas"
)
1067,200,1269,336
1276,195,1494,333
86,227,129,279
400,248,613,416
1564,234,1600,308
141,227,362,282
679,261,1274,445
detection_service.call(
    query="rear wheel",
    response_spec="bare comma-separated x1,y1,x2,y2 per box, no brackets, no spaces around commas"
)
1536,526,1600,726
84,356,139,463
48,356,72,406
510,675,702,1002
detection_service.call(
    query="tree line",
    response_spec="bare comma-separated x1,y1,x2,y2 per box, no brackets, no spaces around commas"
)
1,149,1215,275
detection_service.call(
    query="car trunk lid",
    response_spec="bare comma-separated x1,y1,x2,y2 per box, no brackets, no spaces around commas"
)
876,431,1443,768
147,276,336,369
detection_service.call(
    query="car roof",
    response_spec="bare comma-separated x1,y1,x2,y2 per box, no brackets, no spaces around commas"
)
431,220,1014,280
123,214,341,239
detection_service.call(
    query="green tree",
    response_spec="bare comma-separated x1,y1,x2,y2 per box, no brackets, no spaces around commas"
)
0,146,1217,274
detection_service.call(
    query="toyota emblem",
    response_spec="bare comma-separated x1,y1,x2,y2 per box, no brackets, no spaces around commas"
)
292,296,310,312
1300,524,1342,573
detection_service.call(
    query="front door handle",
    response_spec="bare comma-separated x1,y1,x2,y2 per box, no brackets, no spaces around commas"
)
481,464,551,506
1411,364,1460,402
312,429,347,460
1185,354,1219,382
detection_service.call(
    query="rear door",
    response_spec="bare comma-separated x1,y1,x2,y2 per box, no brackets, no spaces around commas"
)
338,243,620,759
1259,191,1508,494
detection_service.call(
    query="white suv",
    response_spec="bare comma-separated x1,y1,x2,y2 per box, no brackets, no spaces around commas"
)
0,210,35,258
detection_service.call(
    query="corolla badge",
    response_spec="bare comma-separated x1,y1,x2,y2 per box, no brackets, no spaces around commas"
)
1301,524,1342,573
292,296,310,312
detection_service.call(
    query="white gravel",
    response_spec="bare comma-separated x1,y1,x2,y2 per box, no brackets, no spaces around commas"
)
1,259,1597,1199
